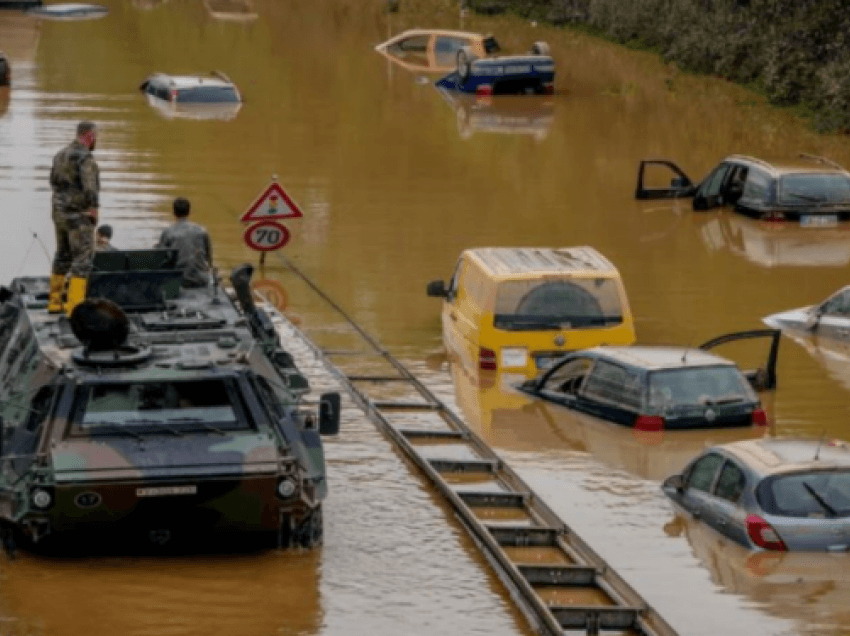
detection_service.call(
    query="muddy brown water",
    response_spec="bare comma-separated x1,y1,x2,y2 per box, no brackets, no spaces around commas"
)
2,1,850,634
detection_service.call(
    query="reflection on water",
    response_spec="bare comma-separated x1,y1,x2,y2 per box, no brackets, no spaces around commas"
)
667,512,850,636
437,90,554,141
3,0,850,633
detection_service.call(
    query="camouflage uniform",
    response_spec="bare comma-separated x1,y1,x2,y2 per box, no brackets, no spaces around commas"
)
49,140,99,277
156,219,213,288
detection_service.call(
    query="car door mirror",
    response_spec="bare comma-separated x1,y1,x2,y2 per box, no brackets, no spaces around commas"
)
318,392,340,436
663,474,685,493
426,280,448,297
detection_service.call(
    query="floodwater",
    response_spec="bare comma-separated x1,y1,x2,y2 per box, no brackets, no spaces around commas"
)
2,0,850,634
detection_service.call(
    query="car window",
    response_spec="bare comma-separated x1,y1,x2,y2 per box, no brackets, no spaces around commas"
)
686,453,724,493
759,470,850,518
176,86,239,103
582,360,642,409
542,357,593,394
742,167,771,201
447,259,466,299
821,289,850,317
699,163,731,199
779,173,850,205
493,278,623,331
434,36,470,65
714,460,746,503
648,365,750,408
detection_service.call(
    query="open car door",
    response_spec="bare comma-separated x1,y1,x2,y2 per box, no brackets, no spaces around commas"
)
635,160,696,200
699,329,780,391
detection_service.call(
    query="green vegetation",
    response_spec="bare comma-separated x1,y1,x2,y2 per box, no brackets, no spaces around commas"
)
469,0,850,133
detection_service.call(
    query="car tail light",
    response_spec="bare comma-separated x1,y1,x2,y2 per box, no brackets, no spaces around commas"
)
764,210,785,222
746,514,787,551
479,347,497,371
751,408,768,427
542,82,554,94
634,415,664,431
475,84,493,96
170,89,178,102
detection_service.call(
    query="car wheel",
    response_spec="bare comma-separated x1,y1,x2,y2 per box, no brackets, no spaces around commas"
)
457,46,477,84
530,41,550,56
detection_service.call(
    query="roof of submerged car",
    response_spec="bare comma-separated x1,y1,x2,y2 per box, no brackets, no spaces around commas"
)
376,29,483,49
718,437,850,475
467,246,618,280
144,72,236,89
724,154,850,177
589,346,734,370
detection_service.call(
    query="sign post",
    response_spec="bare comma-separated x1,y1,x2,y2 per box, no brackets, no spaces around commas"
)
239,176,304,267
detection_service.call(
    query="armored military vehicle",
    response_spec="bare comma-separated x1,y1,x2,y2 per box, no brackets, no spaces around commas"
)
0,249,339,552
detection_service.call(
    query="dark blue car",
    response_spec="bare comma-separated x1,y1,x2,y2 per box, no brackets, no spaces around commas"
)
435,38,555,96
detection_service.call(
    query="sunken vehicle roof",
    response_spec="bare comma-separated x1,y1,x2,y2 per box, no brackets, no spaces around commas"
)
1,249,276,380
586,345,735,371
466,246,619,279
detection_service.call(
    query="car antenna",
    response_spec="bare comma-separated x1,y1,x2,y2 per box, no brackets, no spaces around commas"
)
682,330,696,364
814,430,827,461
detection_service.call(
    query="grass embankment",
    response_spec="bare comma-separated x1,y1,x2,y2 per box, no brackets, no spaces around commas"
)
468,0,850,133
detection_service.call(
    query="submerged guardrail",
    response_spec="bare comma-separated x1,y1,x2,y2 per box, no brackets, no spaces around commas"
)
263,254,679,636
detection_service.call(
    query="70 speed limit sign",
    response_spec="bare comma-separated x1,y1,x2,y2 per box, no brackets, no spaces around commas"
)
244,220,291,252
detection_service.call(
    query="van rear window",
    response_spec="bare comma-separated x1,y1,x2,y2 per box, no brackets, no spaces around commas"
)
176,86,239,103
758,470,850,518
493,278,623,331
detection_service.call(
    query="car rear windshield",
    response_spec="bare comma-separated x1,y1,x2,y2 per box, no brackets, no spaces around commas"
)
176,86,239,103
648,366,750,408
69,379,252,436
494,277,623,331
778,174,850,205
759,470,850,518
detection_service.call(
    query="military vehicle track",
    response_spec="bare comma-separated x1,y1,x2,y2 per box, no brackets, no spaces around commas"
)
264,255,679,636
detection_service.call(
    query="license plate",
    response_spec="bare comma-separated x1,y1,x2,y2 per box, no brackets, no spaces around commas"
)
801,215,838,227
136,485,197,497
500,347,528,368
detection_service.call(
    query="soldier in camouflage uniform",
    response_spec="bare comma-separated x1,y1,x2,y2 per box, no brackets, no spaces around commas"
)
48,121,100,315
156,197,213,288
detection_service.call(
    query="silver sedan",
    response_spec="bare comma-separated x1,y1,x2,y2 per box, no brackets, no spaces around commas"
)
663,437,850,551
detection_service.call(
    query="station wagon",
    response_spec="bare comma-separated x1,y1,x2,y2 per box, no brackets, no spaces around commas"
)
139,72,242,120
427,247,635,377
518,330,779,430
636,154,850,226
663,438,850,551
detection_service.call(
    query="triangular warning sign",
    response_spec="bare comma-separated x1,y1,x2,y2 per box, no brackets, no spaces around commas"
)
239,181,304,222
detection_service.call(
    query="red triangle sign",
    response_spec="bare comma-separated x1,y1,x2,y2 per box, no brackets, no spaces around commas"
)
239,181,304,222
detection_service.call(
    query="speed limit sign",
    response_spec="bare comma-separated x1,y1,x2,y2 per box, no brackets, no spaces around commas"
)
244,220,290,252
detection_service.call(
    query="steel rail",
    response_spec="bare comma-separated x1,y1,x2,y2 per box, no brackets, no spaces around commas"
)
269,253,679,636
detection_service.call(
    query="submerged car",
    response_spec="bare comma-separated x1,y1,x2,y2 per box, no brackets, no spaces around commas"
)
375,29,502,74
139,72,242,120
663,438,850,551
636,154,850,225
763,286,850,340
426,246,636,377
518,330,779,430
0,251,339,551
0,51,9,86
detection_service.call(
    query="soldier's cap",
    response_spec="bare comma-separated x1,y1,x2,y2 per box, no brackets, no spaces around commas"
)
96,224,112,238
76,120,97,136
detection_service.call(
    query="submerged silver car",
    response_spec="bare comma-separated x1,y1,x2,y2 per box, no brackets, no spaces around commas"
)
663,438,850,551
764,285,850,340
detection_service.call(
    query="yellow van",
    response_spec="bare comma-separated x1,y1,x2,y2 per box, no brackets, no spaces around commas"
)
426,247,636,376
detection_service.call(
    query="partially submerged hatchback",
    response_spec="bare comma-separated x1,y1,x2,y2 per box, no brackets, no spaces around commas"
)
426,247,635,377
518,330,779,430
763,286,850,341
663,438,850,551
139,71,242,120
636,154,850,226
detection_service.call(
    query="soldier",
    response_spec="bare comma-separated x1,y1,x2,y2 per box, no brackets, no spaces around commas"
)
48,121,100,315
95,224,116,251
156,197,212,288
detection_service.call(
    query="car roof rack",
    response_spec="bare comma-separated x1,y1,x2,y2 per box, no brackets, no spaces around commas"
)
798,153,844,171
